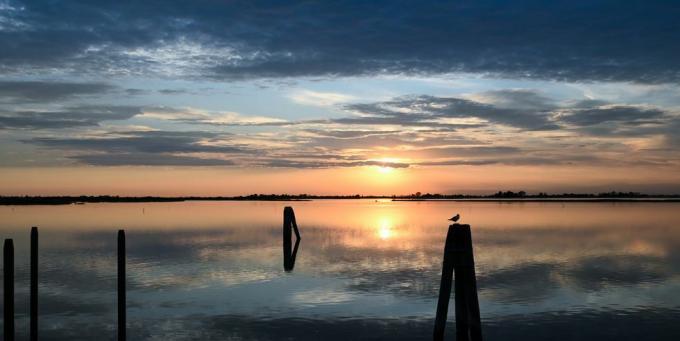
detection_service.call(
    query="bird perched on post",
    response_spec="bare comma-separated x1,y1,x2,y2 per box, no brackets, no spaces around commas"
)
448,214,460,223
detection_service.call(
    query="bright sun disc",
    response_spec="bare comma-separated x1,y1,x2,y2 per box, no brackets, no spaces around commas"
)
374,157,401,174
377,166,393,174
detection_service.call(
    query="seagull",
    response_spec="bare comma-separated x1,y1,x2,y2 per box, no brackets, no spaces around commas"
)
448,214,460,223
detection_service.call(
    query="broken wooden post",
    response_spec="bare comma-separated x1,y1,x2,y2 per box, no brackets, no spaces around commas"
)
433,224,482,341
30,227,38,341
118,230,126,341
283,206,301,271
4,239,14,341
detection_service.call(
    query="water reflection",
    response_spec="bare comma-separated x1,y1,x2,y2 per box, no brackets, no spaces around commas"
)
0,201,679,340
377,216,394,240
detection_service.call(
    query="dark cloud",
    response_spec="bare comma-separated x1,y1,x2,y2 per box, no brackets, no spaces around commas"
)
419,146,520,157
25,130,249,166
0,80,115,103
124,88,149,96
475,89,557,111
417,154,607,167
28,130,244,154
342,95,559,130
559,106,667,126
301,130,483,151
71,153,236,166
303,129,402,139
158,88,188,95
0,105,140,129
2,1,679,83
256,158,410,169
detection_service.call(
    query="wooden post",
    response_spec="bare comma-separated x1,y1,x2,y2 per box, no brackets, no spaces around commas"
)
30,227,38,341
433,226,456,340
283,207,301,271
118,230,126,341
433,224,482,341
4,239,14,341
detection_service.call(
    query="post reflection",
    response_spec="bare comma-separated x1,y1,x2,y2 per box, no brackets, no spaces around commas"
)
284,237,301,272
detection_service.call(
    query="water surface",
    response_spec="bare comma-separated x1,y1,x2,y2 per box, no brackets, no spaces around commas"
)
1,200,680,340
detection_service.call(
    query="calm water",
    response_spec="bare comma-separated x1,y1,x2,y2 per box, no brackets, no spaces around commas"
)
1,200,680,340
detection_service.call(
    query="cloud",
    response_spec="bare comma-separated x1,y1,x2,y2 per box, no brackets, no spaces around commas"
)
71,153,236,166
124,88,149,96
341,94,559,130
468,89,557,111
28,130,245,154
2,1,680,83
302,129,402,139
158,88,188,95
0,105,140,129
25,130,253,166
288,90,355,106
140,107,288,126
255,158,410,169
7,87,680,169
0,80,115,103
558,105,667,126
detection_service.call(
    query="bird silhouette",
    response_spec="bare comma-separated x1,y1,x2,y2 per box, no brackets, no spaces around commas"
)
448,214,460,223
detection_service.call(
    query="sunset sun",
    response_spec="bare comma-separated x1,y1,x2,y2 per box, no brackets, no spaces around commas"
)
377,166,394,174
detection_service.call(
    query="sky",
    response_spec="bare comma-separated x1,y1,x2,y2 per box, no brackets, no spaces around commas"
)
1,0,680,195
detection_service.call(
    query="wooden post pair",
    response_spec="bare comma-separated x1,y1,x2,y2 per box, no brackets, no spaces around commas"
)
433,224,483,341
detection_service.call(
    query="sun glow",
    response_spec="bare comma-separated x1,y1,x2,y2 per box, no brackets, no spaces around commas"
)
374,157,402,175
377,166,394,174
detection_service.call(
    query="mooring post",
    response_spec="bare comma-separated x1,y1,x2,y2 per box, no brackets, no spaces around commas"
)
452,224,482,341
30,227,38,341
290,207,300,241
433,224,482,341
4,238,15,341
283,207,292,269
433,225,456,340
118,229,126,341
283,207,301,271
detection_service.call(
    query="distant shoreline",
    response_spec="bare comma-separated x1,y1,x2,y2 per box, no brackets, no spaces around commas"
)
2,194,680,205
392,198,680,203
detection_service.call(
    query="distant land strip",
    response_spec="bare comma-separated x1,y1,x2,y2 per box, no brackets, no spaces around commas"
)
2,191,680,205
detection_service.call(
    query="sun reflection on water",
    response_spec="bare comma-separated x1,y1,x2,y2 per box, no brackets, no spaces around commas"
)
377,216,394,240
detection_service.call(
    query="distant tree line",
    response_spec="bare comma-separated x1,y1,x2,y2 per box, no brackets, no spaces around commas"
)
0,191,677,205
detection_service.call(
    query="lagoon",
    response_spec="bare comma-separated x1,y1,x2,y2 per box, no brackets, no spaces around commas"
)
1,200,679,340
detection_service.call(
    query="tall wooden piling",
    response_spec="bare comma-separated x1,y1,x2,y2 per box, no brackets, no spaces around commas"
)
433,224,482,341
283,207,301,271
4,239,14,341
30,227,38,341
117,230,126,341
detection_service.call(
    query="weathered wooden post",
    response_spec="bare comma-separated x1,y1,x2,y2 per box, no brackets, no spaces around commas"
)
433,224,482,341
283,206,301,271
30,227,38,341
4,239,14,341
118,229,126,341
